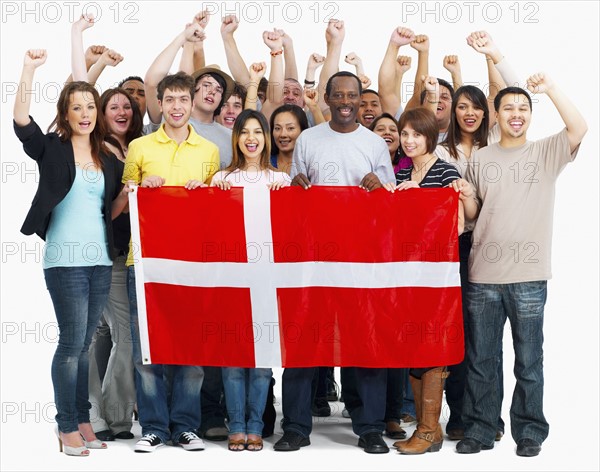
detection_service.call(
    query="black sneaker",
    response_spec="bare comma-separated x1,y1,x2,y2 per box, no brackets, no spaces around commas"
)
135,433,164,453
311,397,331,417
177,431,205,451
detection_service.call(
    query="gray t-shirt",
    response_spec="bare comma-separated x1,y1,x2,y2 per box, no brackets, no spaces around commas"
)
466,128,576,284
291,123,395,186
189,118,232,169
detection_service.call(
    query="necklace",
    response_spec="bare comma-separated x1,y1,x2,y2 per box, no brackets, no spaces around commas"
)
411,154,437,179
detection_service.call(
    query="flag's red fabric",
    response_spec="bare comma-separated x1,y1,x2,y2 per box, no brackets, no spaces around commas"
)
130,186,463,368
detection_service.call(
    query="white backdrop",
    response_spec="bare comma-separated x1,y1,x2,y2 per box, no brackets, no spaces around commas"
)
1,1,598,471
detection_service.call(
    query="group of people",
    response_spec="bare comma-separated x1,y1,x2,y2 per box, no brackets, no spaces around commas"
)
13,10,586,459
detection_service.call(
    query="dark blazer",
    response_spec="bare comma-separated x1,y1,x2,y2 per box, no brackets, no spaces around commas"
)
14,117,124,260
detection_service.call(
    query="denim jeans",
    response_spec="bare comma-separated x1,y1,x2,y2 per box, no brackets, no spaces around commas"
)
44,265,112,433
222,367,272,436
89,256,136,434
283,367,385,437
462,281,549,446
445,232,505,432
127,267,204,443
200,366,227,433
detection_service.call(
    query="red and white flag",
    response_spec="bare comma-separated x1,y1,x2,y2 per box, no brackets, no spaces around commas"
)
129,186,463,368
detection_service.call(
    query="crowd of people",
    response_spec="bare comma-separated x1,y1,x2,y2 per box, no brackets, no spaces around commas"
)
13,9,587,459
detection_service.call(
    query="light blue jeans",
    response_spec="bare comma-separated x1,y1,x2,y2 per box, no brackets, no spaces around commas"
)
44,265,112,433
462,281,549,446
222,367,272,436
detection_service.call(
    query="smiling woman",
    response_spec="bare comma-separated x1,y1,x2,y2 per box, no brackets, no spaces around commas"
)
13,49,131,457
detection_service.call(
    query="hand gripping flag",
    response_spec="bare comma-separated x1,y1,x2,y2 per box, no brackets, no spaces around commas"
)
129,186,463,368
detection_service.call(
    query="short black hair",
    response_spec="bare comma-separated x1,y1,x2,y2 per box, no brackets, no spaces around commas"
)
361,89,379,97
118,76,144,88
325,71,362,97
494,86,532,112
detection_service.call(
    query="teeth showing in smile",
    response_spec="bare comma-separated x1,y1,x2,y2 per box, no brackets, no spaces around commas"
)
509,119,523,130
339,107,352,116
383,137,393,143
172,113,184,120
246,144,258,152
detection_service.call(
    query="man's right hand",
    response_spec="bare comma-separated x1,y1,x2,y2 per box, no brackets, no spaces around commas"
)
291,173,311,189
141,176,166,188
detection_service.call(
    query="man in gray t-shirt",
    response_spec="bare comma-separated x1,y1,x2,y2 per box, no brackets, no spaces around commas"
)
458,75,587,457
275,72,394,455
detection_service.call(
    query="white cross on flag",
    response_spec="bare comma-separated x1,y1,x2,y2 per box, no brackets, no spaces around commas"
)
129,186,464,368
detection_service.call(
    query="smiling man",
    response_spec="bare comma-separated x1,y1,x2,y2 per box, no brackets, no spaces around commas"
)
274,71,395,455
458,76,587,457
357,89,383,128
122,71,219,453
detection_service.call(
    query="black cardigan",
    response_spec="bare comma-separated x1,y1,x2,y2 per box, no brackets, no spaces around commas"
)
14,117,124,260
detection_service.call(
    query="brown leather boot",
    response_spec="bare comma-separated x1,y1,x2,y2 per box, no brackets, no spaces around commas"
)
397,367,448,454
393,374,422,449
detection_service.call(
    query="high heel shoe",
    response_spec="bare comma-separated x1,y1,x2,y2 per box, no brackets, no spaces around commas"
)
55,427,89,457
80,434,108,449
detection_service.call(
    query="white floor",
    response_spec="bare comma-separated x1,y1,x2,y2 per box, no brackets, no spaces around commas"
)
2,368,597,472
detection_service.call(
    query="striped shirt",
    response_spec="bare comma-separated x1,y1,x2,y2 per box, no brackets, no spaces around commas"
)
395,158,460,187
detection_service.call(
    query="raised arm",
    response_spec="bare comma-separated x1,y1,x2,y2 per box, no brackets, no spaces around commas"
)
467,30,519,87
405,34,430,110
443,55,463,90
526,73,587,152
304,53,325,88
394,55,412,111
71,14,95,81
87,49,124,85
180,10,210,74
259,30,284,121
344,52,365,77
245,62,267,111
276,28,298,80
421,75,440,115
220,15,251,86
14,49,47,126
378,27,415,115
303,88,325,125
318,19,345,111
144,23,204,124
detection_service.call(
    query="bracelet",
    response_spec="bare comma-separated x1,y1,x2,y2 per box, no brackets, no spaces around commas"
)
426,100,438,104
270,49,284,57
304,79,315,85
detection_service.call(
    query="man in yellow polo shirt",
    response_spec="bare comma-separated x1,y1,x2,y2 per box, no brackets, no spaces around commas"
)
123,71,219,453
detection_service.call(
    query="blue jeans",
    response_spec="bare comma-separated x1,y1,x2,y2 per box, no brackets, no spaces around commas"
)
44,265,112,433
462,281,549,446
283,367,385,437
127,267,204,443
445,232,505,433
222,367,272,436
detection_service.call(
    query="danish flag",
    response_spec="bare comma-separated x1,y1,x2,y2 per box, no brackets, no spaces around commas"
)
129,186,463,368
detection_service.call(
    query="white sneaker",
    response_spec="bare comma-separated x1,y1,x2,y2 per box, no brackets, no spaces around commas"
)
177,431,205,451
135,433,164,453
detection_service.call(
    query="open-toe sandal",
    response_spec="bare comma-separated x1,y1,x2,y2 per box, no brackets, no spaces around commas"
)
246,437,263,452
228,437,246,452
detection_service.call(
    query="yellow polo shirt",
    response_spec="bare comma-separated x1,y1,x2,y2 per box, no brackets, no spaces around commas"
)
123,123,220,266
